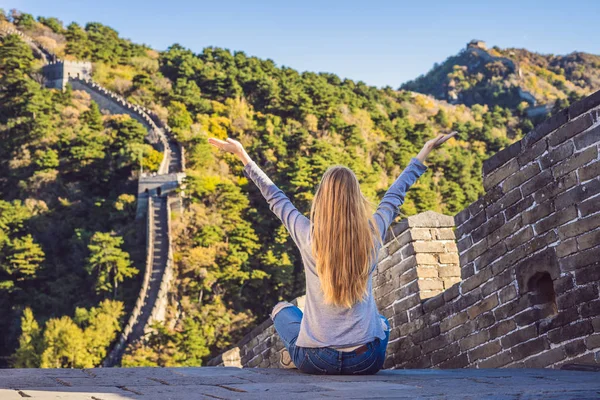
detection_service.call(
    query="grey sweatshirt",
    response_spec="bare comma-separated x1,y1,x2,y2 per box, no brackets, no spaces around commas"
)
243,157,428,348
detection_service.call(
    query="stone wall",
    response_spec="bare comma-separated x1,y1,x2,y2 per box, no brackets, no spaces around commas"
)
467,46,517,75
0,21,53,62
148,196,175,325
68,78,164,150
136,173,184,219
103,196,156,367
67,78,183,218
210,89,600,370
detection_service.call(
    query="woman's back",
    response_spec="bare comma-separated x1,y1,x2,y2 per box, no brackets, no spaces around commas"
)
209,132,453,374
296,231,385,348
242,157,428,348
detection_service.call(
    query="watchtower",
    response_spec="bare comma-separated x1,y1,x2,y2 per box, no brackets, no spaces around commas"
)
42,60,93,89
467,39,487,50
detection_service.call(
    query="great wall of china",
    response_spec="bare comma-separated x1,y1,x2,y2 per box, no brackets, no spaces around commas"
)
210,90,600,370
0,21,185,367
3,21,600,373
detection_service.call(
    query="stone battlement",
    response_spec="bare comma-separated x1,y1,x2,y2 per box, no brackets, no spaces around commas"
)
211,89,600,370
46,59,93,67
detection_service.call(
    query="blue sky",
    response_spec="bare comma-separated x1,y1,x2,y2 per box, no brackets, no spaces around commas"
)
4,0,600,87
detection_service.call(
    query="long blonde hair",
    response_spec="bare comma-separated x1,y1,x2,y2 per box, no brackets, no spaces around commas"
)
310,166,382,308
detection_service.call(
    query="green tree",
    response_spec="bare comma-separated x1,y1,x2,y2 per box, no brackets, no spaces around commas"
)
13,12,35,28
171,78,210,114
121,323,179,367
34,149,59,170
85,232,138,298
0,35,54,142
107,117,148,169
132,73,153,90
13,302,123,369
40,316,88,368
12,308,42,368
81,101,103,132
37,17,64,33
174,317,210,366
434,108,450,127
6,235,44,280
167,101,193,135
64,22,92,59
75,299,124,365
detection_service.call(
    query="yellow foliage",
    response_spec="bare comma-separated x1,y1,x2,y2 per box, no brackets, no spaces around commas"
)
142,147,163,172
129,56,159,73
195,174,223,194
210,101,227,115
26,170,59,191
60,106,80,126
110,78,133,94
226,97,254,133
304,114,318,131
197,114,231,139
472,140,488,155
71,90,92,111
92,62,137,90
24,198,49,214
35,36,59,53
182,246,219,275
114,194,136,211
414,94,436,110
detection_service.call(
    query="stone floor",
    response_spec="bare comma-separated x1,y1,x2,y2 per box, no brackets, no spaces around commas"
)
0,367,599,399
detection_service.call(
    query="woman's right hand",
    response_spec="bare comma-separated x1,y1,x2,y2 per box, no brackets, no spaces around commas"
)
208,137,253,166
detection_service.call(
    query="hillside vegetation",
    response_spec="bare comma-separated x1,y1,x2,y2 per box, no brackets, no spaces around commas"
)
2,10,590,367
402,41,600,114
0,22,155,367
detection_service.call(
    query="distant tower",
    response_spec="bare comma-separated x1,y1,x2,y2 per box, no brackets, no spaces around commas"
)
42,60,93,90
466,39,487,50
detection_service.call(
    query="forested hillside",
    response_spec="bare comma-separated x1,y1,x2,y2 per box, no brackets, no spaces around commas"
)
402,41,600,115
0,20,156,367
2,9,595,367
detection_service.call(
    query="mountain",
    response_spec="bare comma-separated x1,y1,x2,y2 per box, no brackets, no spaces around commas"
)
401,40,600,118
1,10,596,368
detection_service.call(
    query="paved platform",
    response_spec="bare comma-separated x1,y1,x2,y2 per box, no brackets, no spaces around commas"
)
0,367,599,399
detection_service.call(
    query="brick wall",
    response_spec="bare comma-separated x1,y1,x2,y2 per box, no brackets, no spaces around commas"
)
443,91,600,369
210,90,600,370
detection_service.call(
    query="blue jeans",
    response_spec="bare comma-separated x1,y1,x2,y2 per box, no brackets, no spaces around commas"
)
271,304,390,375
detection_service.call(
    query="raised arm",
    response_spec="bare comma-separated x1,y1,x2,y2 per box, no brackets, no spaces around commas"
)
374,132,456,241
374,158,427,240
207,137,310,249
242,161,310,248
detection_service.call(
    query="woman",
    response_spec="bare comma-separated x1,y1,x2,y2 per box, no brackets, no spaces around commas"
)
208,132,455,374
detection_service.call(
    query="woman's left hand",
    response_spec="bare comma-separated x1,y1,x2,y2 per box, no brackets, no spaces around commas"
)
208,137,253,166
416,131,457,163
208,137,245,155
